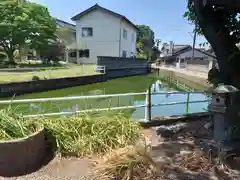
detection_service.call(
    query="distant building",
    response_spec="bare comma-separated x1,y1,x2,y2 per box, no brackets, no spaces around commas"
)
161,41,216,70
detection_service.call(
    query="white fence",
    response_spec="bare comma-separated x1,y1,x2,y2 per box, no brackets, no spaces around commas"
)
0,90,211,120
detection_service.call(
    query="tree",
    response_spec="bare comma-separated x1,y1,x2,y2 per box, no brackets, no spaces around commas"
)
0,0,56,64
136,25,155,60
184,0,240,87
39,41,65,63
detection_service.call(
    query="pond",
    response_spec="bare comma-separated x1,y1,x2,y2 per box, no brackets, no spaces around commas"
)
4,73,209,119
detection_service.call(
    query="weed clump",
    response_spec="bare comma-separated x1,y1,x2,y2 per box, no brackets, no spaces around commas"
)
41,112,141,156
0,108,38,140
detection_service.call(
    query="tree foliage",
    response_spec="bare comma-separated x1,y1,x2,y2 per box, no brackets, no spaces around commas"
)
0,0,56,64
136,25,160,61
184,0,240,87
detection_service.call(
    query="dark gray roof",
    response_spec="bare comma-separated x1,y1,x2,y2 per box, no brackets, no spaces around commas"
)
164,44,216,59
56,19,76,31
71,4,138,31
172,45,191,55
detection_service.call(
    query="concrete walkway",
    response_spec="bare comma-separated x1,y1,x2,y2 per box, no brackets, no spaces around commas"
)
1,157,95,180
152,64,208,80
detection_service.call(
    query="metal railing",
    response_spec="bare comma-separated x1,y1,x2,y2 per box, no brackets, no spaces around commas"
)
0,90,211,120
96,65,106,74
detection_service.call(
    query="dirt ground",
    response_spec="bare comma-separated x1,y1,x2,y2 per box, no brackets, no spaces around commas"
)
1,119,240,180
143,119,240,180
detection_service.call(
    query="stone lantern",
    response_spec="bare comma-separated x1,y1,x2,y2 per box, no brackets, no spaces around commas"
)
207,84,240,152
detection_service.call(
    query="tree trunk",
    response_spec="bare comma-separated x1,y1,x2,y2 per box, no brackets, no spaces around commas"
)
194,0,240,147
5,48,16,65
193,0,240,88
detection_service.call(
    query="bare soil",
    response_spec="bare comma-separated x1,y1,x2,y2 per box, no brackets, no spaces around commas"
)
142,119,240,180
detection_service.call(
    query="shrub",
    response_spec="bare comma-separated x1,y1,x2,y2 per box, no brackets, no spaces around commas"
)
32,75,40,81
41,112,141,156
0,108,38,140
0,53,6,60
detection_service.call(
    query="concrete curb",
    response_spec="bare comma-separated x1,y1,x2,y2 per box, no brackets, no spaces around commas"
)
0,126,46,177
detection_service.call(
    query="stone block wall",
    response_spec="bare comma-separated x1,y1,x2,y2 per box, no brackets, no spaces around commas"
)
97,56,148,69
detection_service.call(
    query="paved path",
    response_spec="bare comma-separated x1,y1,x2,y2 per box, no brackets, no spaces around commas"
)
152,64,208,79
0,157,95,180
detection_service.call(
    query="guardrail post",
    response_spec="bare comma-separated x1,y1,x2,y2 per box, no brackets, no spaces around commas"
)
185,92,190,114
145,86,152,121
103,66,106,74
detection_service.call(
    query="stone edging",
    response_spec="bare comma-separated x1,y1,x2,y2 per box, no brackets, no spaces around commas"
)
139,112,212,128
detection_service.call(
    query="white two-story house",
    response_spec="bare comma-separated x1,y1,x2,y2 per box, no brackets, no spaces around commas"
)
67,4,138,64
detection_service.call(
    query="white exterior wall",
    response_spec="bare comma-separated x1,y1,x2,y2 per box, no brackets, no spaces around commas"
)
75,10,121,64
176,49,213,70
120,21,137,57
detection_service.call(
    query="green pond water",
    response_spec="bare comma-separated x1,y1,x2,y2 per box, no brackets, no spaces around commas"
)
3,73,210,119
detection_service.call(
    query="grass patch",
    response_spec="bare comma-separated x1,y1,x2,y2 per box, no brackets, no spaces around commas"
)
0,64,98,83
41,112,141,156
0,108,38,140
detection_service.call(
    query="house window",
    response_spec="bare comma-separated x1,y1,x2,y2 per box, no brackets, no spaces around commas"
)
79,50,84,57
123,29,127,39
82,27,93,37
83,49,90,58
69,51,77,57
79,49,90,58
132,34,134,42
122,50,127,57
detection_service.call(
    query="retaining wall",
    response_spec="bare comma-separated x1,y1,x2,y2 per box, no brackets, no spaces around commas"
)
186,64,210,73
97,56,148,69
97,56,150,78
158,68,210,91
0,74,106,97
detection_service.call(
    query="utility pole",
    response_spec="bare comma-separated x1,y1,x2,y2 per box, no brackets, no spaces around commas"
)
191,31,197,61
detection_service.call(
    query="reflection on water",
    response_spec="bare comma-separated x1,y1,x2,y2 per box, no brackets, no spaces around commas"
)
132,80,209,119
8,74,209,119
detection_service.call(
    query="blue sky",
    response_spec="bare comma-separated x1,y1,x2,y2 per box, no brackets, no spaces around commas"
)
31,0,207,46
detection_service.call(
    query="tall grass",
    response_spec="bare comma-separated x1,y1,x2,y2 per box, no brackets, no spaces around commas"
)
41,112,142,156
0,108,37,140
0,108,141,157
